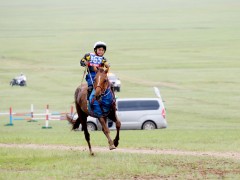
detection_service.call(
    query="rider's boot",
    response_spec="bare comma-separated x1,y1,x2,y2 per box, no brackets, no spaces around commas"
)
111,85,116,100
87,86,93,101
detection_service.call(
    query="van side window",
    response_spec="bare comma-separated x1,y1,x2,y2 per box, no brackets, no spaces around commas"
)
118,100,160,111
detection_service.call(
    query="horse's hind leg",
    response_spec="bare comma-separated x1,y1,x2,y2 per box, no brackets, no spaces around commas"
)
114,118,121,147
82,116,94,156
98,117,116,150
108,110,121,147
76,104,94,156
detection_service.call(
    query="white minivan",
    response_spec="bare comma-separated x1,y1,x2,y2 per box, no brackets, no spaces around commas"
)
114,98,167,130
74,88,167,131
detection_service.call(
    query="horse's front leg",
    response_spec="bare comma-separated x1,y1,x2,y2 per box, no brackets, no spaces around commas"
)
98,117,116,150
108,110,121,147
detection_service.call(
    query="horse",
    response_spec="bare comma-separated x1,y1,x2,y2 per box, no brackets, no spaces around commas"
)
67,66,121,155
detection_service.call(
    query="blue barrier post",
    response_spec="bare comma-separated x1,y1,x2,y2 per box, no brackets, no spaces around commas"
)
5,107,13,126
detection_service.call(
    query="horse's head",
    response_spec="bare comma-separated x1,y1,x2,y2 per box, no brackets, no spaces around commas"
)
93,66,110,100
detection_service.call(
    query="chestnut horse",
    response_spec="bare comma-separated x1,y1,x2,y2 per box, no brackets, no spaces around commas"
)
67,67,121,155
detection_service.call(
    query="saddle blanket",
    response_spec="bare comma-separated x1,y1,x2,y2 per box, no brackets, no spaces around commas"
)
88,89,114,118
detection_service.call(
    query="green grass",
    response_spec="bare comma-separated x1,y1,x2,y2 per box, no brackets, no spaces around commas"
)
0,120,240,179
0,0,240,179
0,147,239,180
0,120,240,152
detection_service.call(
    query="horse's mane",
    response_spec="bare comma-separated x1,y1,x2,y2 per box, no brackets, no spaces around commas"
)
98,68,105,73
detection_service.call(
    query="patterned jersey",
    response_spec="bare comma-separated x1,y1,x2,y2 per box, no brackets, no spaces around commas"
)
80,53,109,73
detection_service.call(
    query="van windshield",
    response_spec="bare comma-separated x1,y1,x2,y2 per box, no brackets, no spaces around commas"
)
117,100,160,111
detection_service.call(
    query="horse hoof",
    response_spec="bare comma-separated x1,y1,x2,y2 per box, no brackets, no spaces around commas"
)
113,139,119,147
90,152,95,156
109,145,116,150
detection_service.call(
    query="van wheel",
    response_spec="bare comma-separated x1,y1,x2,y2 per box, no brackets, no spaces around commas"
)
87,122,97,131
142,121,156,130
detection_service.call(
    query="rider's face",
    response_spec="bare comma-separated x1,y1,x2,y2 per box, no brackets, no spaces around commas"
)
96,47,105,56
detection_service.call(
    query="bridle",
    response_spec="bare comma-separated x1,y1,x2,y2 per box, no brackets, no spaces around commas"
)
94,71,109,100
90,69,114,117
95,85,105,96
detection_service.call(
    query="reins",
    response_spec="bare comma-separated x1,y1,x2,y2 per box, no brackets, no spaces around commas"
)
80,66,87,86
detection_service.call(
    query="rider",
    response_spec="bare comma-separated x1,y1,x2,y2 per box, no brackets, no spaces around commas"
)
16,73,27,85
80,41,110,100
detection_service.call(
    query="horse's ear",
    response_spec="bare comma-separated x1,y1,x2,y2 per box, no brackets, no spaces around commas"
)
104,65,110,73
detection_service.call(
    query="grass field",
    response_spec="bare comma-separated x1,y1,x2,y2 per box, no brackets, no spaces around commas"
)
1,0,240,179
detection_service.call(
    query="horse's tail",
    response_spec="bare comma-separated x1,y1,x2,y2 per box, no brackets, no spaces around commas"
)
66,113,73,123
66,112,81,130
66,86,83,130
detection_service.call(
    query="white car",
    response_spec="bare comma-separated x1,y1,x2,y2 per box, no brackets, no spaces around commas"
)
107,73,121,92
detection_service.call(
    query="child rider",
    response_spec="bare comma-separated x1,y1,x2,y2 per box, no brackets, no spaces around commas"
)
80,41,110,100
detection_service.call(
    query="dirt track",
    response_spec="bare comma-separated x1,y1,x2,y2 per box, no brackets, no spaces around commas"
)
0,143,239,160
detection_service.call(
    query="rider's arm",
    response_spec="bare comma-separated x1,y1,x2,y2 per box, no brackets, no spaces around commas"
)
80,53,91,67
102,57,110,68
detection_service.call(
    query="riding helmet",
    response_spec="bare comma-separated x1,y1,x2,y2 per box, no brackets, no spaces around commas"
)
94,41,107,51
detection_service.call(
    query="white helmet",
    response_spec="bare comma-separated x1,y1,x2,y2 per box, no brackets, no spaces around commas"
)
94,41,107,51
